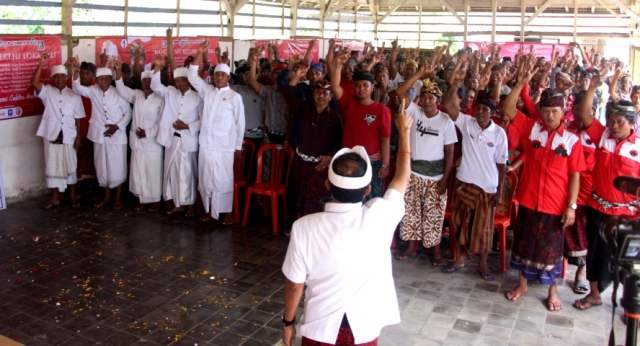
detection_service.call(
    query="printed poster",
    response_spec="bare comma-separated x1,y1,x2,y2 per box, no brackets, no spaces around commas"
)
464,42,569,60
95,36,220,71
0,35,62,121
254,39,320,62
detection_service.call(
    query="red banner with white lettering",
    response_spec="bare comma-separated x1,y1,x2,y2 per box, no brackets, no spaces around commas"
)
0,35,62,120
464,42,569,60
95,36,219,71
255,39,320,62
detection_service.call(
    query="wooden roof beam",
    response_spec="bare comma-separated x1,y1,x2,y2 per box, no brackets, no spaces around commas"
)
436,0,465,24
375,0,410,25
524,0,557,26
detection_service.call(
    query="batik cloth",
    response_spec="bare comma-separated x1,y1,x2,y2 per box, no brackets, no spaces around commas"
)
564,204,588,266
452,182,494,255
399,174,447,248
293,156,329,216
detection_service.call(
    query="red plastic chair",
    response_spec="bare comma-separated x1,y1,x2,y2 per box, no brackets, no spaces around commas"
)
448,170,519,272
233,140,256,223
242,143,294,233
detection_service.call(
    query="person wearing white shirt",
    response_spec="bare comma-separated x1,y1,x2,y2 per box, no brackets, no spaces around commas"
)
33,56,85,210
441,68,508,281
189,40,245,224
281,100,414,346
72,63,131,212
151,57,203,218
394,66,457,267
114,61,164,212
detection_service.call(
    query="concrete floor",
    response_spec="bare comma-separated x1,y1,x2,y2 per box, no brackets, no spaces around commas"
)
0,196,628,346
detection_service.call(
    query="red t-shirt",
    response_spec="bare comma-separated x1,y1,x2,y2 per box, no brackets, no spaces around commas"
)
511,111,586,216
337,94,391,156
585,121,640,216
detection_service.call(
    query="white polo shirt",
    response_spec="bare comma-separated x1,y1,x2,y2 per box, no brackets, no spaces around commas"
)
406,103,457,180
36,85,85,144
454,112,508,193
282,189,405,344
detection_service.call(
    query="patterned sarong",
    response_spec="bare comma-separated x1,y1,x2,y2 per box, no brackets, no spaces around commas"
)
400,174,447,248
293,155,330,216
452,182,494,255
511,206,564,285
564,205,588,265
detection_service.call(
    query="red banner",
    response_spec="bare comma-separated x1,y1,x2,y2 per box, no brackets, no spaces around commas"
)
95,36,219,71
255,39,320,62
464,42,569,60
0,35,62,120
334,39,365,53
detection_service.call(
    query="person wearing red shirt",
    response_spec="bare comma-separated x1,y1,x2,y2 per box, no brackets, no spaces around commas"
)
564,91,599,295
572,75,640,311
330,49,391,200
502,59,585,312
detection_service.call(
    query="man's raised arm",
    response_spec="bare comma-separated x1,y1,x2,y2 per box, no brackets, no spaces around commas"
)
387,99,413,196
188,39,212,95
329,48,349,101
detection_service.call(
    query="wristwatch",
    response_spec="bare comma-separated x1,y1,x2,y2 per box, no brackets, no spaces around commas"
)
282,316,295,327
568,203,577,210
381,164,390,170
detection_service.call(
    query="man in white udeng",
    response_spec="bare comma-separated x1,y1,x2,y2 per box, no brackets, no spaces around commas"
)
32,55,85,210
281,101,413,346
151,55,203,218
72,61,131,211
189,39,245,224
114,60,164,212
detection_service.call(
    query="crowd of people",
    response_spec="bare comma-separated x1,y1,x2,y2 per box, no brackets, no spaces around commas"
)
31,28,640,345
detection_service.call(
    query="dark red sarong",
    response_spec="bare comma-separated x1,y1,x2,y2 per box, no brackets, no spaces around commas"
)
301,328,378,346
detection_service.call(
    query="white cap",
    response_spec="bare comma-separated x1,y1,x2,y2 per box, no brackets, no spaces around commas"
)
214,63,230,76
96,67,112,78
103,40,119,56
174,67,189,78
328,146,372,189
51,65,66,76
141,70,153,79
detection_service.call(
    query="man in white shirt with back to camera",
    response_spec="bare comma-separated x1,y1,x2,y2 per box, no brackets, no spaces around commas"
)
33,54,85,210
281,99,413,346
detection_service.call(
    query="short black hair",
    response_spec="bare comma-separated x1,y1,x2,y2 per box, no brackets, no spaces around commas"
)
80,61,96,74
329,153,369,203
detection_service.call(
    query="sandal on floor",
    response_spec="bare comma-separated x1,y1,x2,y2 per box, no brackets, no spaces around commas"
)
148,205,160,213
441,264,464,274
185,210,196,218
71,202,81,209
505,289,528,302
573,298,602,310
133,204,146,211
573,280,589,294
431,257,447,267
166,207,184,215
94,200,109,209
477,269,495,281
199,214,211,222
222,217,234,226
112,203,123,212
394,252,415,261
547,299,563,312
42,202,60,210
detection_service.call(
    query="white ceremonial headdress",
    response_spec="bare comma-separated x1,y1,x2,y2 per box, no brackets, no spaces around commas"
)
174,67,189,78
328,146,372,189
141,70,153,79
96,67,112,78
51,65,66,76
214,63,230,76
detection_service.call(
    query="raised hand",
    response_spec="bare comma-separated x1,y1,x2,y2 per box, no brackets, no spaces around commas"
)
154,54,165,71
64,56,75,69
40,51,50,64
113,56,122,72
166,27,173,38
199,39,210,54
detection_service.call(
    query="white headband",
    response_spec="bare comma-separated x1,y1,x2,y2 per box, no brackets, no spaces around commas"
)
214,63,230,76
51,65,66,76
174,67,189,78
96,67,112,78
328,146,372,189
141,70,153,79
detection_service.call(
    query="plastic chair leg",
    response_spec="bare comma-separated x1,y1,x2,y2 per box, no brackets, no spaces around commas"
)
499,225,507,272
270,194,279,233
242,191,253,227
233,187,241,223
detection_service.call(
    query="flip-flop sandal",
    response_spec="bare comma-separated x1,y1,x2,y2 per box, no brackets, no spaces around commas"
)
505,289,528,302
441,264,464,274
573,280,589,294
199,214,211,222
477,269,495,281
547,299,563,312
166,207,184,215
431,257,447,267
222,217,234,226
133,204,146,211
42,202,60,210
573,298,603,310
185,210,196,218
94,201,109,209
112,203,123,212
148,205,160,213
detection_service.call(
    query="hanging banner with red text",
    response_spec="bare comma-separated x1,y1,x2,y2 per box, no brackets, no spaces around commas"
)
0,35,62,121
333,39,365,53
464,42,569,60
95,36,219,71
254,39,320,62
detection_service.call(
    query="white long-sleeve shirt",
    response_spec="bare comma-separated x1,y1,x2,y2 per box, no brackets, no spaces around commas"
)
36,85,85,144
151,71,203,152
187,65,245,152
72,78,132,145
115,78,164,153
